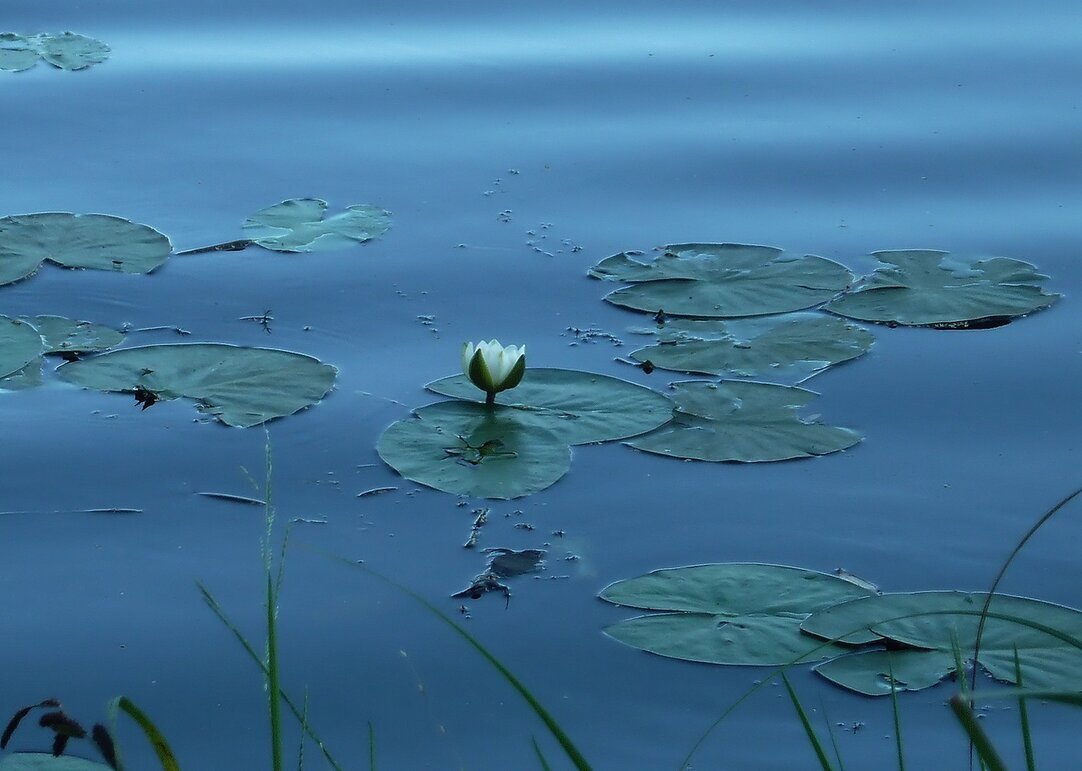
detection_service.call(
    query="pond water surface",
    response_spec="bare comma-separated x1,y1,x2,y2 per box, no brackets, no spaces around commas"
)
2,1,1081,768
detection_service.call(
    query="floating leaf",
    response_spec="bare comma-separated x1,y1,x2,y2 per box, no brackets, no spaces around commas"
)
0,755,112,770
589,243,853,318
0,361,43,391
600,564,876,666
803,591,1082,695
629,313,873,383
376,400,571,499
627,380,861,462
0,317,45,379
55,343,337,427
243,198,391,252
426,368,673,445
29,316,124,354
814,648,957,697
0,32,109,72
0,213,172,286
824,250,1059,327
0,34,39,72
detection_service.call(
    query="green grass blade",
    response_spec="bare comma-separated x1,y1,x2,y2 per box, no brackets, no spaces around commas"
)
108,696,180,771
949,694,1008,771
887,654,905,771
781,672,833,771
532,737,554,771
817,696,845,771
297,688,310,771
340,560,592,771
1013,646,1036,771
368,721,376,771
266,571,283,771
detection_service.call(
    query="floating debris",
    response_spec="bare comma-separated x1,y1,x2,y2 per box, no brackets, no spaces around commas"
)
356,486,397,498
196,492,265,506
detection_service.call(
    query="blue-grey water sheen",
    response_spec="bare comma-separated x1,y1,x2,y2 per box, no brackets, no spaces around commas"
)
1,1,1081,768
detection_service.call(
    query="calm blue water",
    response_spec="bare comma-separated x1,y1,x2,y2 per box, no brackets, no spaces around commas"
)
2,1,1081,768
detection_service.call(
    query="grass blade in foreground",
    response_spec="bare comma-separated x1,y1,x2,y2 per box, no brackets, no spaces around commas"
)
781,673,833,771
949,694,1007,771
1013,647,1036,771
532,737,554,771
340,560,592,771
108,696,179,771
887,656,905,771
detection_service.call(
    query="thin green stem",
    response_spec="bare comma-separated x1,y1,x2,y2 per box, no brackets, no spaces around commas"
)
781,673,833,771
1013,647,1035,771
950,695,1008,771
887,655,905,771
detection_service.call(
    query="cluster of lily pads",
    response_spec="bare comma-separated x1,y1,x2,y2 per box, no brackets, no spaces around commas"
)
0,32,109,72
0,199,392,423
601,562,1082,697
377,242,1058,499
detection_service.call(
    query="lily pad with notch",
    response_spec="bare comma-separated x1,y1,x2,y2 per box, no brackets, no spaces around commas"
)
627,380,861,462
426,368,673,446
824,250,1060,327
55,343,337,427
803,591,1082,695
243,198,392,252
377,400,572,499
600,563,877,666
589,243,853,318
0,213,172,286
629,313,873,383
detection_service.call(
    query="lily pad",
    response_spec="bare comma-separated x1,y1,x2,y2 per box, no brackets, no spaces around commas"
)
629,313,873,383
0,213,172,286
814,648,957,697
376,400,571,499
0,317,45,379
426,368,673,445
0,32,110,72
55,343,337,427
627,380,861,462
803,591,1082,695
0,361,43,391
600,564,876,666
589,243,853,318
29,316,125,354
243,198,392,252
0,755,112,771
824,250,1060,327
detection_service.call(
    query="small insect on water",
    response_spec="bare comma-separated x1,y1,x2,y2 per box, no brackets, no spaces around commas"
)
133,385,159,410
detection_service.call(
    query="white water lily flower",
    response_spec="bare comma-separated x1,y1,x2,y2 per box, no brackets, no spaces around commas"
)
462,339,526,403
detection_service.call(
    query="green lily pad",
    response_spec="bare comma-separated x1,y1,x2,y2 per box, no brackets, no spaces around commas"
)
627,380,861,462
0,360,43,390
0,213,172,286
803,591,1082,695
0,755,112,771
824,250,1060,327
426,368,673,445
243,198,392,252
0,317,45,379
55,343,337,427
589,243,853,318
376,400,572,499
29,316,125,354
600,564,876,666
0,34,39,72
629,313,873,383
814,648,957,696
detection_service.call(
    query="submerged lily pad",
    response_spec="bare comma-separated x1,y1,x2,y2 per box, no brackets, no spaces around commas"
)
377,400,572,499
824,250,1059,327
600,564,876,666
629,313,873,383
627,380,861,462
426,368,673,445
243,198,392,252
0,317,45,379
0,213,172,286
30,316,125,354
0,32,109,72
589,243,853,318
55,343,337,427
803,591,1082,695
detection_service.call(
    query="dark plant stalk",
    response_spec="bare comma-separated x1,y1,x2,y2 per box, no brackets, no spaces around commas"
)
887,655,905,771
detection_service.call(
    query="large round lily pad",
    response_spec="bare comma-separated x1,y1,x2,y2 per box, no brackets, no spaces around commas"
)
629,313,873,383
56,343,337,427
377,400,572,499
0,34,40,72
626,380,861,462
243,198,392,252
0,317,45,379
824,250,1060,327
803,591,1082,695
0,213,172,286
426,368,673,445
589,243,853,318
600,564,877,666
0,32,109,72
